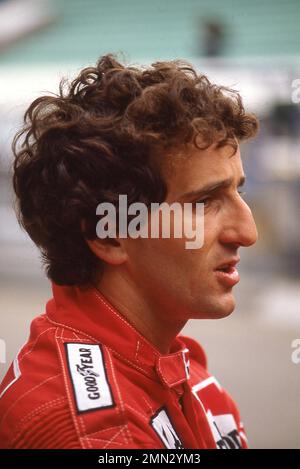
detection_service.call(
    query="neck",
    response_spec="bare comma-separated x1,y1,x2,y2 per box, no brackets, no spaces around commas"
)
95,266,187,355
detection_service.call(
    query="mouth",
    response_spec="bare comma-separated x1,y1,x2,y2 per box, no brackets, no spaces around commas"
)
214,258,240,287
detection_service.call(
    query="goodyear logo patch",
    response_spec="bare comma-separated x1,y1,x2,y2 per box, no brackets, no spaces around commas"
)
65,343,114,413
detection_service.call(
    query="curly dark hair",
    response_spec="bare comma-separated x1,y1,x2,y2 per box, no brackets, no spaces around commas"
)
13,54,258,286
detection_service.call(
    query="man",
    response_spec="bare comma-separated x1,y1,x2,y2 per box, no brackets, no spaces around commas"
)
0,54,258,449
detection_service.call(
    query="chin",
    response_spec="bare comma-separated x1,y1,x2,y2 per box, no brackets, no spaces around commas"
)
192,293,236,319
214,294,236,318
214,306,235,319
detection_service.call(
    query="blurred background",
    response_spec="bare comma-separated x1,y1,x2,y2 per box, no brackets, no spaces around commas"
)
0,0,300,449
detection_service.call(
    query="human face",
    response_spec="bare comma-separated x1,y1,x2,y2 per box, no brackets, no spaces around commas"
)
123,142,258,321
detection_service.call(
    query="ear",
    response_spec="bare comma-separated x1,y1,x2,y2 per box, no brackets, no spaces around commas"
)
85,238,128,266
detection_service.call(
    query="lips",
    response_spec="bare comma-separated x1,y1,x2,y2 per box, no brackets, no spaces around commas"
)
215,257,240,273
214,257,240,287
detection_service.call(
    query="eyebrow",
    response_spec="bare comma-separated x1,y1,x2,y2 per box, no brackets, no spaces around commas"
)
179,175,246,200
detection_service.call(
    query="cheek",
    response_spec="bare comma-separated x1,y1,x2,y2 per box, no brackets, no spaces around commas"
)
126,215,218,299
201,214,219,253
129,237,195,291
185,222,219,287
145,237,190,275
152,238,210,296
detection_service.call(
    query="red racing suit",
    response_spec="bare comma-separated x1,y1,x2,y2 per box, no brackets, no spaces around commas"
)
0,283,248,449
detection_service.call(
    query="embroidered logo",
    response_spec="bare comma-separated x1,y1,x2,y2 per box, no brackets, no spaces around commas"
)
65,343,114,413
151,407,184,449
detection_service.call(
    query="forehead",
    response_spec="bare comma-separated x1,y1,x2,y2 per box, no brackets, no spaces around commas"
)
160,143,243,201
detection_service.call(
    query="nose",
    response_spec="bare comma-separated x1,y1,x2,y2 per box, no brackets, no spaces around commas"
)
219,197,258,248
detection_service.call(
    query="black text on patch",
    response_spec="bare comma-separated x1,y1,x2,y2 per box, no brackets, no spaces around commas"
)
65,343,114,413
151,407,184,449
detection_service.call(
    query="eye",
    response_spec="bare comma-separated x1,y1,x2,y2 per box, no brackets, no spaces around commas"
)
194,196,211,206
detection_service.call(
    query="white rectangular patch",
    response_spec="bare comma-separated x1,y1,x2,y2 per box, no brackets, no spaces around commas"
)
65,343,114,413
151,408,184,449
